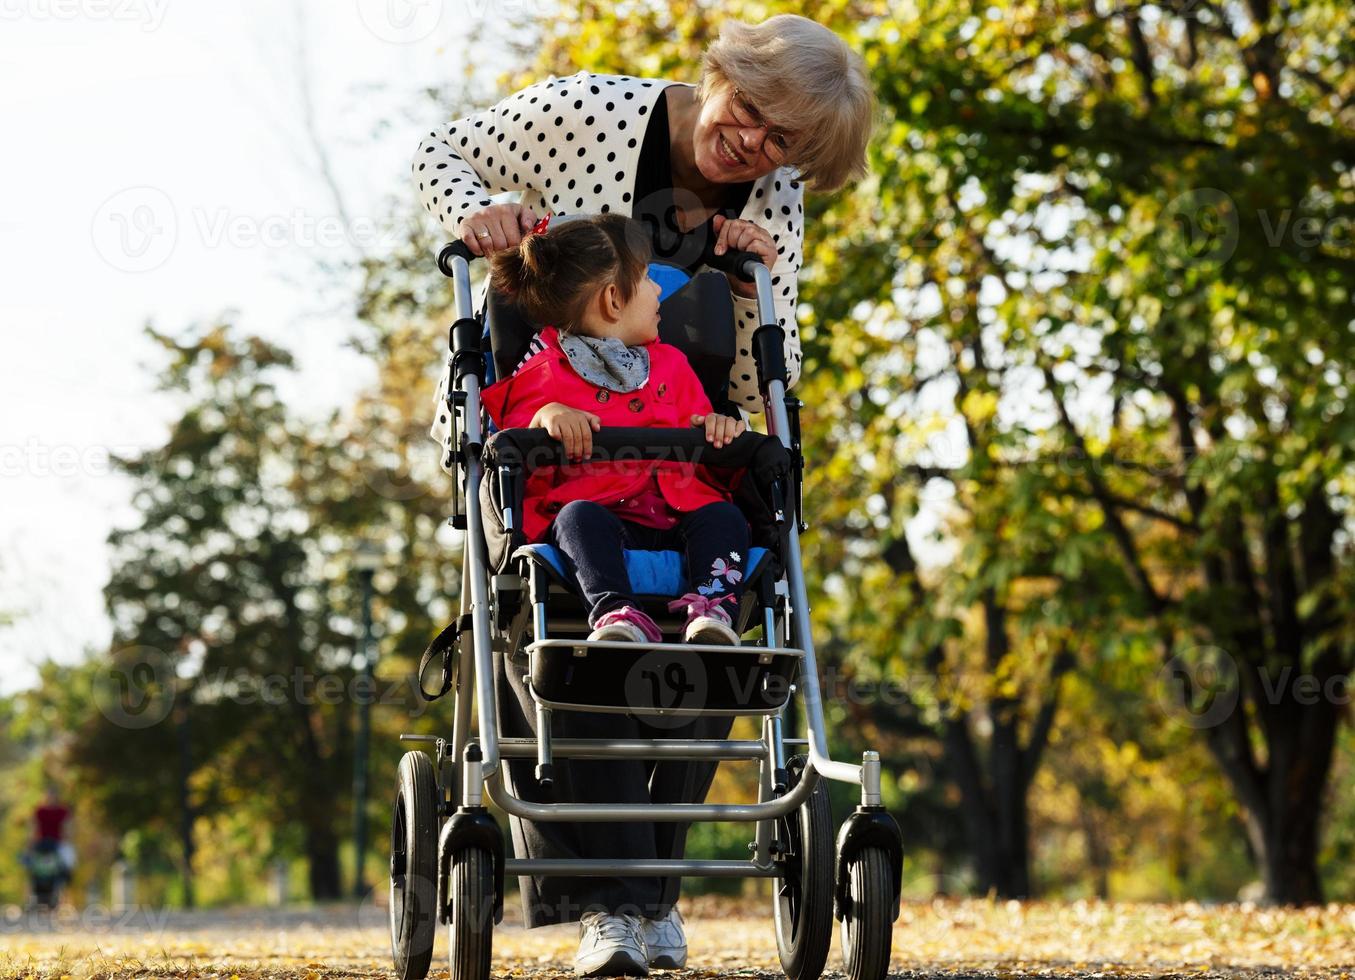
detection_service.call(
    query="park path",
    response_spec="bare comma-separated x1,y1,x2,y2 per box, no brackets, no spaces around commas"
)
3,896,1353,978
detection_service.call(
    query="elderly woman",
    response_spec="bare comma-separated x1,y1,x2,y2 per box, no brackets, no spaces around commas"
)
413,14,873,977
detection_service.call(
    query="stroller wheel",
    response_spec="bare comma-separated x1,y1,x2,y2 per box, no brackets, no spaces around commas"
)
839,846,895,980
390,751,439,980
772,754,834,980
448,846,495,980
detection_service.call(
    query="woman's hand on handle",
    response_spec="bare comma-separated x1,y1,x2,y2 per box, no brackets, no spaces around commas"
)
711,215,776,298
692,413,747,450
531,403,602,461
461,203,541,257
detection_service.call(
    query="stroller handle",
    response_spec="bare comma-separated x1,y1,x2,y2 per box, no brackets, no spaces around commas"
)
699,243,762,284
436,239,764,282
438,240,479,276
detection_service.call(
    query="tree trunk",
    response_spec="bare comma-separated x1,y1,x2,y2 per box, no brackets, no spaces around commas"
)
297,711,344,901
882,535,1066,901
282,675,344,901
1258,811,1325,905
1255,686,1338,905
1080,807,1111,900
929,591,1067,900
1187,483,1343,906
939,716,1030,897
273,574,345,903
982,589,1031,898
1205,658,1341,905
986,716,1031,898
305,820,343,901
175,699,196,909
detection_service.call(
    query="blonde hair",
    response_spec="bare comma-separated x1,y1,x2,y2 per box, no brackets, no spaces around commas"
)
698,14,875,193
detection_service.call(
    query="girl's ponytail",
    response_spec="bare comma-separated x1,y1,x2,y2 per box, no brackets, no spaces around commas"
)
487,213,652,332
489,244,528,301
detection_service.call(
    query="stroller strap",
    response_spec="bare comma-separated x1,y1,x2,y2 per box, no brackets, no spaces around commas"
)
417,613,474,701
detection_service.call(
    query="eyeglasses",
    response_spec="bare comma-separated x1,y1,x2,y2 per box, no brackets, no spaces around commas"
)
727,88,793,165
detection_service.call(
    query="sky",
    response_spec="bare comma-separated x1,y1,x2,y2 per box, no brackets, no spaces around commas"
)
0,0,513,693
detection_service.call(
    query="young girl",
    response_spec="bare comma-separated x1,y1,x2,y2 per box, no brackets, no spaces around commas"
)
481,213,750,647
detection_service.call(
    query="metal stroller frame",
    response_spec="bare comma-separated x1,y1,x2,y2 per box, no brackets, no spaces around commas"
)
388,230,904,980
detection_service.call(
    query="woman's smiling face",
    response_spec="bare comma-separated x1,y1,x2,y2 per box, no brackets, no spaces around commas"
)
692,86,790,184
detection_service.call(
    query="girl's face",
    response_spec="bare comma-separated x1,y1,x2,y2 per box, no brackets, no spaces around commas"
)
581,272,663,346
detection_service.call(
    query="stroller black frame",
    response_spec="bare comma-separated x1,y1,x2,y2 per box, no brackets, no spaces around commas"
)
388,227,904,980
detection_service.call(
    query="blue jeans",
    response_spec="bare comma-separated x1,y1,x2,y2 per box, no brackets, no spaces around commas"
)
546,499,750,624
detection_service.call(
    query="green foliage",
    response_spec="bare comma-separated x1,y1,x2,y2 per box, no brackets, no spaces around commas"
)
520,0,1354,900
13,319,467,905
6,0,1351,909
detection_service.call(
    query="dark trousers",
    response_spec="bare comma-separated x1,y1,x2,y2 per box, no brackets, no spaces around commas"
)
495,660,736,926
547,499,751,624
492,499,750,927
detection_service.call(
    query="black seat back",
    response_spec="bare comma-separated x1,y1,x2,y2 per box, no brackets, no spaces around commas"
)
487,268,735,407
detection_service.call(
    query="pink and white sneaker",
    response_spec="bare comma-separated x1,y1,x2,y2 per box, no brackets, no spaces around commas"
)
667,593,739,646
589,605,664,644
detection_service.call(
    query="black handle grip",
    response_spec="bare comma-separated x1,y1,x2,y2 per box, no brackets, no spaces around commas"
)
700,242,763,283
485,427,787,473
438,241,478,277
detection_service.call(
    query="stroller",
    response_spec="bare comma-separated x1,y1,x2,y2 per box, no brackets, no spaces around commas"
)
388,217,904,980
22,839,66,910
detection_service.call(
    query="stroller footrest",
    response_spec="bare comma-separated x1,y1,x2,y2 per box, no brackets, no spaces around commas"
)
506,858,779,877
498,737,770,760
524,639,803,714
526,638,803,665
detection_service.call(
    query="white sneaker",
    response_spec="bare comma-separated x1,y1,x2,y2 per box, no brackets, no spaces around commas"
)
588,606,664,645
640,906,687,969
668,593,739,646
683,614,739,646
575,911,650,977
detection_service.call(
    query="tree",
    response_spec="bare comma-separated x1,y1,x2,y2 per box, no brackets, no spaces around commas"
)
363,0,1354,902
825,0,1353,902
519,0,1354,901
88,324,358,900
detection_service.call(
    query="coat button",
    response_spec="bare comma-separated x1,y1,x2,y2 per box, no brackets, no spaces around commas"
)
628,397,644,412
595,389,610,403
657,383,667,397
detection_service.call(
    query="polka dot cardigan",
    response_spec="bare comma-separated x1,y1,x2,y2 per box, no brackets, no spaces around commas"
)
413,70,805,441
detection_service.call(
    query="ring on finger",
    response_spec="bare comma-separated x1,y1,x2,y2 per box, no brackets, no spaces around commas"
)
476,228,491,239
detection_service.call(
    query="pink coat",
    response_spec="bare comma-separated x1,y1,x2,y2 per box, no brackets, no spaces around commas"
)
480,327,734,543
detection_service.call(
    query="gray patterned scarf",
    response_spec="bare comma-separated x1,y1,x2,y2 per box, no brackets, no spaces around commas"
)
557,332,651,393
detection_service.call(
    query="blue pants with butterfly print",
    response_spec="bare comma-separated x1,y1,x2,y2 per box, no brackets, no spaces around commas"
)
547,499,750,624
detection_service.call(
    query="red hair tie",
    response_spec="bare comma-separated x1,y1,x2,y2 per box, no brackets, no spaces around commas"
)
528,213,551,236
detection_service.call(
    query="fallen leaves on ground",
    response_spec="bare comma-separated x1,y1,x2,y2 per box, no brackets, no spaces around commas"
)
2,896,1353,979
